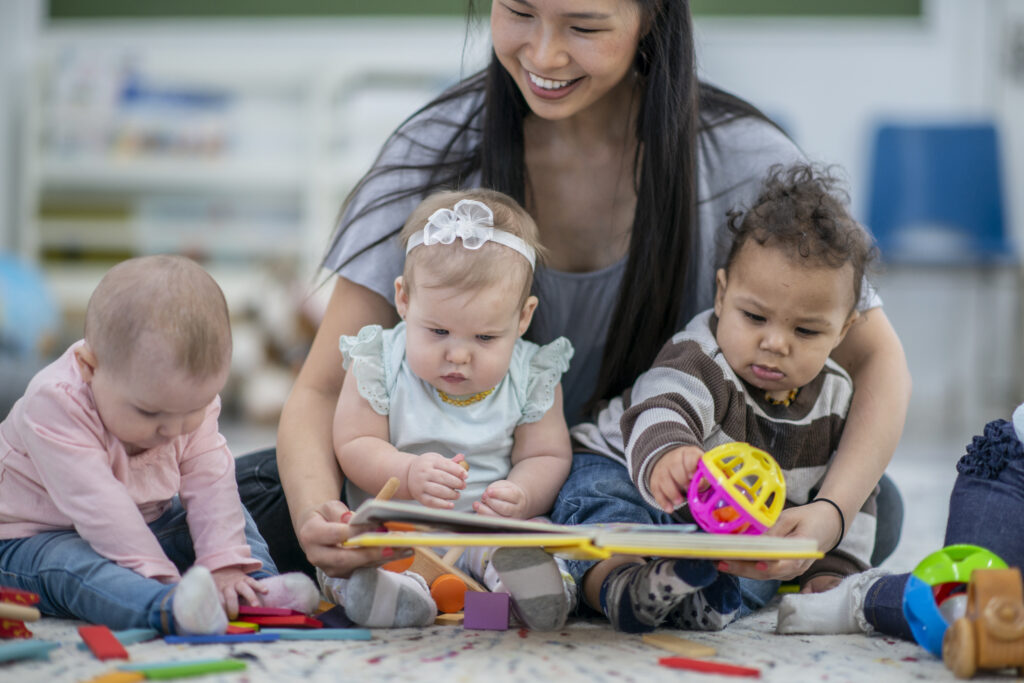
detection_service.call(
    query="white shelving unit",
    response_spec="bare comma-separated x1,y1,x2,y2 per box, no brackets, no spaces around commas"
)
19,18,490,330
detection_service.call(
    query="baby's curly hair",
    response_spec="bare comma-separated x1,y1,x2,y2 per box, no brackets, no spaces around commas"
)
724,163,878,309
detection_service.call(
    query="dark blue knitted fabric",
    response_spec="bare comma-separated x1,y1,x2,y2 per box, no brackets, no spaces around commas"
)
956,419,1023,480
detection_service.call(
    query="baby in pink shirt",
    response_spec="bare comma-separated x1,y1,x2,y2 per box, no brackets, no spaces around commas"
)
0,255,318,634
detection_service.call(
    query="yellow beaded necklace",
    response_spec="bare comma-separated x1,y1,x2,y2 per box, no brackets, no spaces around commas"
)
764,387,799,407
437,387,494,407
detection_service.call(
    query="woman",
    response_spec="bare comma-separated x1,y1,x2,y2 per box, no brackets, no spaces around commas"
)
238,0,910,590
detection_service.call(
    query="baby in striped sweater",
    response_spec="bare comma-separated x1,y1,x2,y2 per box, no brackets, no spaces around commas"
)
566,162,883,633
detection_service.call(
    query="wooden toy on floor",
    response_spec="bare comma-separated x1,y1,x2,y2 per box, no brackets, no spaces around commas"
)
119,658,247,678
642,632,717,658
83,671,146,683
242,614,323,629
431,572,468,613
0,639,60,663
0,586,41,638
79,624,129,661
463,591,509,630
76,628,158,650
943,567,1024,678
658,656,761,678
261,628,372,641
164,632,280,644
435,613,465,626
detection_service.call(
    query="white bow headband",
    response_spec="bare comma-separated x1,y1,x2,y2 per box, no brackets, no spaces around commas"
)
405,199,536,270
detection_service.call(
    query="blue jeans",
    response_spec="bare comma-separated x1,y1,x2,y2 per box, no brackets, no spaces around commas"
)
864,418,1024,638
0,497,277,633
550,453,775,618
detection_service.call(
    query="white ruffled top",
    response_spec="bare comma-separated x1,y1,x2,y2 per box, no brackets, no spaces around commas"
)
339,322,573,512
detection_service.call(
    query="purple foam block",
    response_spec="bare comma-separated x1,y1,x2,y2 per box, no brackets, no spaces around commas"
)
463,591,509,630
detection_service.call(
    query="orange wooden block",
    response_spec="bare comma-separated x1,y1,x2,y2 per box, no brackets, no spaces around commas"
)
431,574,467,614
83,671,146,683
381,555,416,573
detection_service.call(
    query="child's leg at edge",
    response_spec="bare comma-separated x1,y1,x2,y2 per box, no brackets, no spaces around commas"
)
780,414,1024,639
0,531,177,632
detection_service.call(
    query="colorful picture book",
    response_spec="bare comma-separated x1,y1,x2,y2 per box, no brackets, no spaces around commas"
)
344,499,822,561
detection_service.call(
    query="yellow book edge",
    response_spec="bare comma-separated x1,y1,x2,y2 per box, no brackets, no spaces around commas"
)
344,531,823,562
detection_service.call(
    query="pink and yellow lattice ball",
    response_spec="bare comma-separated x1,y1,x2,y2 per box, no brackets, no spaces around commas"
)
686,442,786,535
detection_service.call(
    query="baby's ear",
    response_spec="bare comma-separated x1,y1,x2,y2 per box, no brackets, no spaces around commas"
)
835,309,860,347
713,268,728,317
74,343,98,383
518,295,539,336
394,276,409,319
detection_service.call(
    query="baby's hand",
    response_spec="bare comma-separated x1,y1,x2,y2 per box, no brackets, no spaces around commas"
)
649,446,704,513
210,566,268,620
406,452,468,509
474,480,528,518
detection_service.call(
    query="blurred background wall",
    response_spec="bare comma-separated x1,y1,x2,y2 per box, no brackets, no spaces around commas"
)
0,0,1020,453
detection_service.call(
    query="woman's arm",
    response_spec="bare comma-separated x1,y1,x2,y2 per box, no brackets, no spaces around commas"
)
475,386,572,519
818,307,911,538
276,276,399,576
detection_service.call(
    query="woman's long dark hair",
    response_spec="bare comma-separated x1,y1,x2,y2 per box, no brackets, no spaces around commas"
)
326,0,780,412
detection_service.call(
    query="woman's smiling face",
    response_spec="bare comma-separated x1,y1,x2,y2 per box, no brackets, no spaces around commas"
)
490,0,643,121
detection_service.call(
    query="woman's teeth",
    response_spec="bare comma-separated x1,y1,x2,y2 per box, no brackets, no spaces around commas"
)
529,72,574,90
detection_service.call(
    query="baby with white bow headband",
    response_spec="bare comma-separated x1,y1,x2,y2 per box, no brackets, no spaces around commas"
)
322,189,577,631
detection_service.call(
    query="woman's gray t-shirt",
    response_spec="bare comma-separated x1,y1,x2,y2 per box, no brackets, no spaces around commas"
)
323,88,880,426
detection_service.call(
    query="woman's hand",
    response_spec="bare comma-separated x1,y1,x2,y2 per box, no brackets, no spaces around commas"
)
650,446,703,513
210,567,268,620
715,503,840,581
406,452,468,508
474,479,528,518
297,500,411,579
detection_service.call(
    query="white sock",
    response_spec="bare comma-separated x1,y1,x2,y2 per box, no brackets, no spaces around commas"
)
490,547,571,631
172,566,228,635
258,573,321,614
460,545,494,582
316,567,347,607
344,568,437,628
776,568,891,635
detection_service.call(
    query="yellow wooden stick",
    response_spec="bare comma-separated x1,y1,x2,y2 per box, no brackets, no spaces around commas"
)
642,632,717,658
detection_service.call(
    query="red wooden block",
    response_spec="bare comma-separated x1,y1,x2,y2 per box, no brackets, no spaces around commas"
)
242,615,323,629
237,605,303,617
0,587,40,606
226,624,257,634
0,619,32,638
79,624,129,660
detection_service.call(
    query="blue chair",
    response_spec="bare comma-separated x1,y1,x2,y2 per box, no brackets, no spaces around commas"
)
867,122,1016,264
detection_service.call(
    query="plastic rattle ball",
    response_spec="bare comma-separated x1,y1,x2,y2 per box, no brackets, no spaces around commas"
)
686,442,786,535
902,544,1007,657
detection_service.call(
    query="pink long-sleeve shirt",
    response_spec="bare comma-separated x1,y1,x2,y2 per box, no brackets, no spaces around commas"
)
0,342,260,582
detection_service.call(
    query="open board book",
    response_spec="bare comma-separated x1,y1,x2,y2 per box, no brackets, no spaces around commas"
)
344,499,822,561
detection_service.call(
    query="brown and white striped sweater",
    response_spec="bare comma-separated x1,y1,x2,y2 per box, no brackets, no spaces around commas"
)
571,309,877,580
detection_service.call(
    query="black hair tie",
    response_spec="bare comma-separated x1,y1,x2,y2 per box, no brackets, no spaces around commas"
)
812,497,845,553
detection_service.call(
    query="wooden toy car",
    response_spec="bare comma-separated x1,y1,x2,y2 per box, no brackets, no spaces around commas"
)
942,568,1024,678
